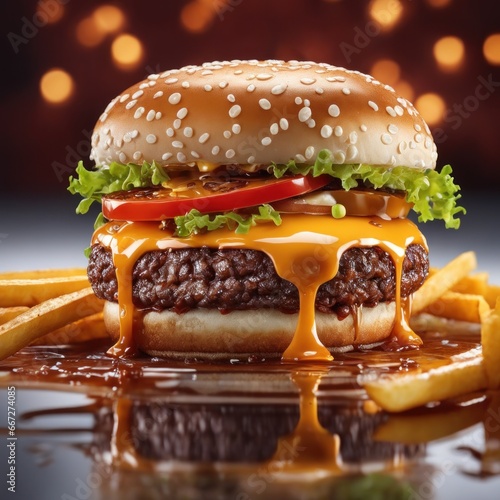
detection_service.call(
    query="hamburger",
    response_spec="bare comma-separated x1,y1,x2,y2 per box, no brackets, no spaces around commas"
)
69,60,464,361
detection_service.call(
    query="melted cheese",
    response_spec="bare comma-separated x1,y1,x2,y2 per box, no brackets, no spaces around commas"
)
92,214,427,361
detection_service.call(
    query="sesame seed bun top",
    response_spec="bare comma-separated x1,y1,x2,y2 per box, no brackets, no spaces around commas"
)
91,60,437,170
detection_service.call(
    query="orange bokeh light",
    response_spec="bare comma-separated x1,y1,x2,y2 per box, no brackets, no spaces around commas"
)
180,1,215,33
111,34,144,70
483,33,500,65
368,0,404,30
370,59,401,85
93,5,126,34
433,36,465,71
415,93,446,125
40,68,74,104
76,16,106,47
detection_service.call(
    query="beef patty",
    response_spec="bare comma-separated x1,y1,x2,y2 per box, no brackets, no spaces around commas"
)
88,243,428,319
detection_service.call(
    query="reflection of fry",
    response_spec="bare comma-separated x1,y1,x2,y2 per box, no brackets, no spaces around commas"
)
373,398,488,444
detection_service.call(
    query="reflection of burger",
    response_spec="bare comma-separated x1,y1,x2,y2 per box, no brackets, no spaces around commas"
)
69,60,463,360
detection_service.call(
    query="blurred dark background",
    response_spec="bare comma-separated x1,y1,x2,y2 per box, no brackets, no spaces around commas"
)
1,0,499,273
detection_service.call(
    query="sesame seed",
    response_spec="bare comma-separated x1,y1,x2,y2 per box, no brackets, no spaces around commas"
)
133,151,142,161
132,90,144,99
134,107,145,119
368,101,378,111
204,84,213,92
295,97,303,105
261,137,272,146
349,131,358,144
425,137,432,149
256,73,273,80
280,118,289,130
300,77,316,85
223,130,232,139
259,98,271,110
247,84,256,92
177,152,187,162
394,105,404,116
386,106,397,117
183,127,193,138
305,146,315,159
146,110,156,122
398,141,407,154
191,151,200,159
298,107,312,122
388,124,398,135
414,123,422,132
148,73,159,80
321,125,333,138
172,140,183,148
212,145,220,155
232,124,241,134
162,153,172,161
165,77,178,84
99,113,108,123
304,99,310,107
234,69,243,75
270,123,279,135
146,134,157,144
226,149,236,158
219,81,228,88
334,126,343,137
346,145,358,161
295,154,306,163
173,119,182,129
414,133,423,143
114,138,123,148
153,91,163,99
360,124,368,132
168,93,182,105
181,81,190,89
307,119,316,128
328,104,340,117
125,100,137,110
166,128,174,137
119,94,130,103
271,84,287,95
177,107,188,119
155,112,162,120
247,155,256,163
199,133,210,144
118,152,127,163
381,133,392,145
342,88,351,95
315,87,324,95
229,104,241,118
227,94,236,102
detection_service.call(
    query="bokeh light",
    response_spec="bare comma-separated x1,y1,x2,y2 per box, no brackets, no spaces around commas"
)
36,0,65,24
76,16,106,47
415,93,446,125
111,34,144,69
393,80,414,102
40,68,74,104
433,36,465,71
370,59,401,85
93,5,126,34
426,0,452,7
180,1,215,33
483,33,500,65
368,0,404,30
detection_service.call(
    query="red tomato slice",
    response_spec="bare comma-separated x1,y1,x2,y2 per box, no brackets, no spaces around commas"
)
102,175,331,221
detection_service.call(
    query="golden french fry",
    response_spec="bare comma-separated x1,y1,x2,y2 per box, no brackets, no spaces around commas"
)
0,307,30,325
485,284,500,309
423,291,490,323
0,287,104,361
363,352,487,412
0,275,90,307
451,272,489,296
30,312,108,346
481,298,500,389
412,251,477,314
0,268,87,280
410,313,481,336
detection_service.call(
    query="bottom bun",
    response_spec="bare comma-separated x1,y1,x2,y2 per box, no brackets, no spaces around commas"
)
104,301,396,360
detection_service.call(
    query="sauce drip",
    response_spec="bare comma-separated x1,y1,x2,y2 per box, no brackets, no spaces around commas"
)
92,214,427,361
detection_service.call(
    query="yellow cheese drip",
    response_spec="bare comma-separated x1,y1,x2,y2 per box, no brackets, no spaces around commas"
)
92,215,426,361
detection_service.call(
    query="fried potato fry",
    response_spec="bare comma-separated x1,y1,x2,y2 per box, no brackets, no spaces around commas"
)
0,307,30,325
481,298,500,389
30,312,108,346
0,268,87,280
0,275,90,307
423,291,490,323
451,272,489,296
0,287,104,361
363,350,487,412
485,284,500,309
412,251,477,315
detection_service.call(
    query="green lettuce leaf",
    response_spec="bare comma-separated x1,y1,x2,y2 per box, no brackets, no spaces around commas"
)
68,160,169,229
271,149,465,229
174,204,282,237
